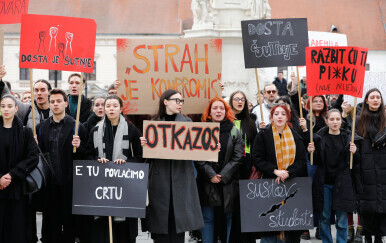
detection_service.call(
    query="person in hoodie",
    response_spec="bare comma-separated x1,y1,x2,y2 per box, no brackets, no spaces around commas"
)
307,109,360,243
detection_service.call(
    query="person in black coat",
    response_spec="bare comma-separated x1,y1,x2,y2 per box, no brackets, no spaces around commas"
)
65,73,92,123
36,89,87,243
83,95,105,136
0,94,39,243
307,109,360,243
252,104,307,243
85,95,143,243
272,72,288,96
354,88,386,243
196,97,244,243
140,89,204,243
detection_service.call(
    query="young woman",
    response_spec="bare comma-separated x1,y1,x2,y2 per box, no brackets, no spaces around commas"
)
355,88,386,243
0,94,38,243
252,104,307,243
307,109,360,243
83,95,105,136
140,89,204,243
86,95,143,243
274,96,302,136
195,97,244,243
228,91,257,243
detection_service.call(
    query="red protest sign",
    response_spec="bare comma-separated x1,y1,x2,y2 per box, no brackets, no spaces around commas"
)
19,14,96,73
306,46,368,98
0,0,29,24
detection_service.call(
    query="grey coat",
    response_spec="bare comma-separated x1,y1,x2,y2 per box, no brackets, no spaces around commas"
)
146,113,204,234
0,81,51,128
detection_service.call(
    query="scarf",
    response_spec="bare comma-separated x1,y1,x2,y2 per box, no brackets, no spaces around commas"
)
93,114,129,161
272,124,296,170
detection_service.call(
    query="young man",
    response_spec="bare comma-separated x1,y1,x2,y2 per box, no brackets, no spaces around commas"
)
272,71,288,96
66,73,92,123
36,88,87,243
251,83,278,129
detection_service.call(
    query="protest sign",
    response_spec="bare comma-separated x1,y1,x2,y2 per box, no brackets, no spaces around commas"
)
241,18,308,68
116,38,222,114
143,121,220,162
295,31,348,77
308,31,348,47
239,178,314,232
19,14,96,73
72,160,149,218
344,71,386,106
306,46,368,98
0,0,28,24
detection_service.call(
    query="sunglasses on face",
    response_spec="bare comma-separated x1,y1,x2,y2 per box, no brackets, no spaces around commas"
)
233,97,246,102
266,90,277,94
168,98,185,104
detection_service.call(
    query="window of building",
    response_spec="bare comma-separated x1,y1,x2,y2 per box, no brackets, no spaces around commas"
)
49,70,62,81
20,68,30,80
85,61,96,81
366,64,370,71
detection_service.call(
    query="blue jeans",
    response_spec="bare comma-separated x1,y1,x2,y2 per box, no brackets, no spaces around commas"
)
319,184,348,243
201,206,232,243
261,236,289,243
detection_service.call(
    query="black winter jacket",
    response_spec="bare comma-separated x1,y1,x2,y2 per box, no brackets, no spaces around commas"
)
312,127,361,214
195,122,244,213
65,94,92,123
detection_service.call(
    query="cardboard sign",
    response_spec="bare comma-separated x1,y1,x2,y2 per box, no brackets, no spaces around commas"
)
240,178,314,232
19,14,96,73
306,46,368,97
344,71,386,105
143,121,220,162
241,18,308,68
72,160,149,218
116,38,222,114
0,0,29,24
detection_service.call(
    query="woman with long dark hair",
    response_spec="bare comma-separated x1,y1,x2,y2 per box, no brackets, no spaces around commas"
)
0,94,38,243
308,109,360,243
252,104,307,243
196,97,244,243
86,95,143,243
228,91,257,243
355,88,386,243
141,89,204,243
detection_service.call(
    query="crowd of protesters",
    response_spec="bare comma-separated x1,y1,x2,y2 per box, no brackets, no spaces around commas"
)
0,65,385,243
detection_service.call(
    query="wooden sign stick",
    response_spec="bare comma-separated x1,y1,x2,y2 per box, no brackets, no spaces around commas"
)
109,216,113,243
73,72,84,153
296,66,303,118
350,97,358,169
29,69,36,136
255,68,264,123
309,96,313,165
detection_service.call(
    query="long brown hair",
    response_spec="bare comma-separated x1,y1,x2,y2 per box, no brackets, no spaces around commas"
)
357,88,385,137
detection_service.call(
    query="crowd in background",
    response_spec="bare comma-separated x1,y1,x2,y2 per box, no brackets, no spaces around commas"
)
0,65,385,243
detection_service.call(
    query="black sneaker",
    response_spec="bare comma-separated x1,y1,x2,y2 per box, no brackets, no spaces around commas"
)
301,231,311,240
354,226,364,243
315,227,321,240
348,226,355,242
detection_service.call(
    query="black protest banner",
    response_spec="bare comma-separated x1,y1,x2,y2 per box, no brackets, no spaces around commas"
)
72,160,149,218
241,18,308,68
143,121,220,162
239,177,314,232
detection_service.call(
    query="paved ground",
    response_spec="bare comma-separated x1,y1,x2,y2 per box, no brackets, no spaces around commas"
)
36,213,360,242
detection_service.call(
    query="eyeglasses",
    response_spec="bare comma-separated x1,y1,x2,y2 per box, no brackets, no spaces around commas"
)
168,98,185,104
233,97,246,102
266,90,277,94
